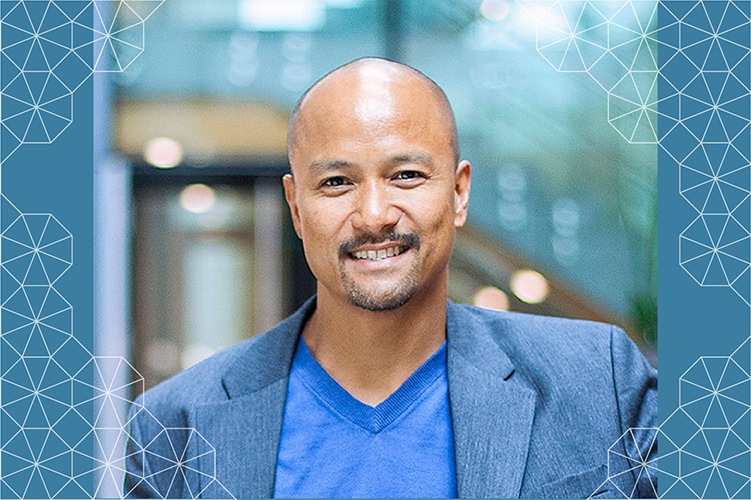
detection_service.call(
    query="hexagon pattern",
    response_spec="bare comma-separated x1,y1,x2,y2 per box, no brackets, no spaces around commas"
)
596,333,751,500
0,0,164,163
522,0,751,304
521,1,751,497
0,1,234,497
0,195,235,498
3,0,749,499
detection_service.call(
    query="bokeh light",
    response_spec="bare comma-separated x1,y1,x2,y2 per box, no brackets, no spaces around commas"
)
180,184,216,214
510,269,549,304
473,286,510,311
144,137,183,168
480,0,510,22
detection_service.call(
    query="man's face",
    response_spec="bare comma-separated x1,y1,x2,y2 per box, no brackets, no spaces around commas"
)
284,64,470,311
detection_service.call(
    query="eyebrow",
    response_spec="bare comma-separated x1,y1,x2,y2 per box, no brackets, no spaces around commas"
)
388,153,434,167
308,159,355,173
308,153,434,173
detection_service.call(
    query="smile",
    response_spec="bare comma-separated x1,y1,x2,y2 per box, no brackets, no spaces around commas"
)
350,245,409,261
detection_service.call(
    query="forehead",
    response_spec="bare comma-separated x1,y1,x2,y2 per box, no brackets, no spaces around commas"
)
291,66,454,165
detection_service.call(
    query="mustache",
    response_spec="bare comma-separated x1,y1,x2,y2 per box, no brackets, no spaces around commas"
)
338,231,421,258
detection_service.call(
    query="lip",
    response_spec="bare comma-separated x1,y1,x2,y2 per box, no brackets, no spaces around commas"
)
349,242,409,253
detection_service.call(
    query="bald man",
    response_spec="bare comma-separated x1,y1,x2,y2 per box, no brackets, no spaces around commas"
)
125,58,658,499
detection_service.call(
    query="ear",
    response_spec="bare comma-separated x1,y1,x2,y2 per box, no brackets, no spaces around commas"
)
454,160,471,227
283,173,303,239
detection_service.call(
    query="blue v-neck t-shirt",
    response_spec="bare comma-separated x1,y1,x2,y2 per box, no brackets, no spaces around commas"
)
273,339,457,498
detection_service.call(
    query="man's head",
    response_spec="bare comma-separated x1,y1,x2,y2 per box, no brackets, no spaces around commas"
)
283,57,471,312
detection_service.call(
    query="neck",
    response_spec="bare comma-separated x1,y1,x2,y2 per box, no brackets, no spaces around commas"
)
302,281,448,406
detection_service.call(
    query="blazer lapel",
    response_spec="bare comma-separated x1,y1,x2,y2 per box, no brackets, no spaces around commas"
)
185,297,536,498
193,379,290,498
193,297,316,499
446,302,537,499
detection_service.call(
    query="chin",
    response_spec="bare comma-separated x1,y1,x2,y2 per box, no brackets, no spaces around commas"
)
338,257,421,312
348,289,414,312
343,276,418,312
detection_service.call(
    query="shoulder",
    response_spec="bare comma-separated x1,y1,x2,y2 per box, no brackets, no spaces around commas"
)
134,297,313,424
449,302,623,383
134,329,275,422
452,302,616,352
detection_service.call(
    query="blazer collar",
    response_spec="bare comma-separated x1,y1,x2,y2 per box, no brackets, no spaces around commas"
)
446,301,537,499
203,297,536,499
221,296,316,399
194,297,316,499
221,297,520,397
446,300,516,379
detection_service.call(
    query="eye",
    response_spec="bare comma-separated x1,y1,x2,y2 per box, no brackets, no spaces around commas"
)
395,171,420,180
392,170,426,184
322,176,348,188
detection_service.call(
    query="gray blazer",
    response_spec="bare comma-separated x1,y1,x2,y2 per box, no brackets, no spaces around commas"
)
125,297,658,499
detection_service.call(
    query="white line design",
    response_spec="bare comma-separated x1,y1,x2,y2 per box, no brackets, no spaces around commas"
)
0,0,163,163
0,1,236,497
0,194,235,498
520,0,751,497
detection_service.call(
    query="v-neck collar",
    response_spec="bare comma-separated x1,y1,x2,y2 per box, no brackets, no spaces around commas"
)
293,338,447,434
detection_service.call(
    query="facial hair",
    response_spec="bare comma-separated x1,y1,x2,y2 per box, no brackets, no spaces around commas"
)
338,231,421,312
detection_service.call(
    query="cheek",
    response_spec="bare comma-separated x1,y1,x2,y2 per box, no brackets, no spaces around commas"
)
412,194,456,255
425,213,455,256
418,187,455,229
299,203,346,261
300,199,336,234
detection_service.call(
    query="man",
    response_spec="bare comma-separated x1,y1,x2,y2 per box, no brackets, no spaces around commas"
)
125,58,657,499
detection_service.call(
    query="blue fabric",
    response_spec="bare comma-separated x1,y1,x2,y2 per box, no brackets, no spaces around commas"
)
125,297,658,499
273,340,457,498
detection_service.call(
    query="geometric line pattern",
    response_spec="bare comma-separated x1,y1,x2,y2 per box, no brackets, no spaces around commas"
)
521,1,751,498
599,340,751,499
0,195,234,498
0,0,164,164
6,1,744,499
522,0,751,305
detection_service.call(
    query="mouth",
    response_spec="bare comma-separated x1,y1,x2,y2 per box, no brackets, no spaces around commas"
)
348,244,411,262
338,232,420,270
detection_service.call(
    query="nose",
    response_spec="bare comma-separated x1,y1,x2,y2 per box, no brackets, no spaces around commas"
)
350,179,400,233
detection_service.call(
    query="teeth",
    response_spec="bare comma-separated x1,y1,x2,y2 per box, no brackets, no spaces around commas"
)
352,246,404,261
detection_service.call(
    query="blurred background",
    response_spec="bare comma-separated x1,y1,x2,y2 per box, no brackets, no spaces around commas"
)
93,0,658,392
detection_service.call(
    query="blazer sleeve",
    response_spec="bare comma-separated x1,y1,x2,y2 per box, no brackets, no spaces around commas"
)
611,325,659,498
